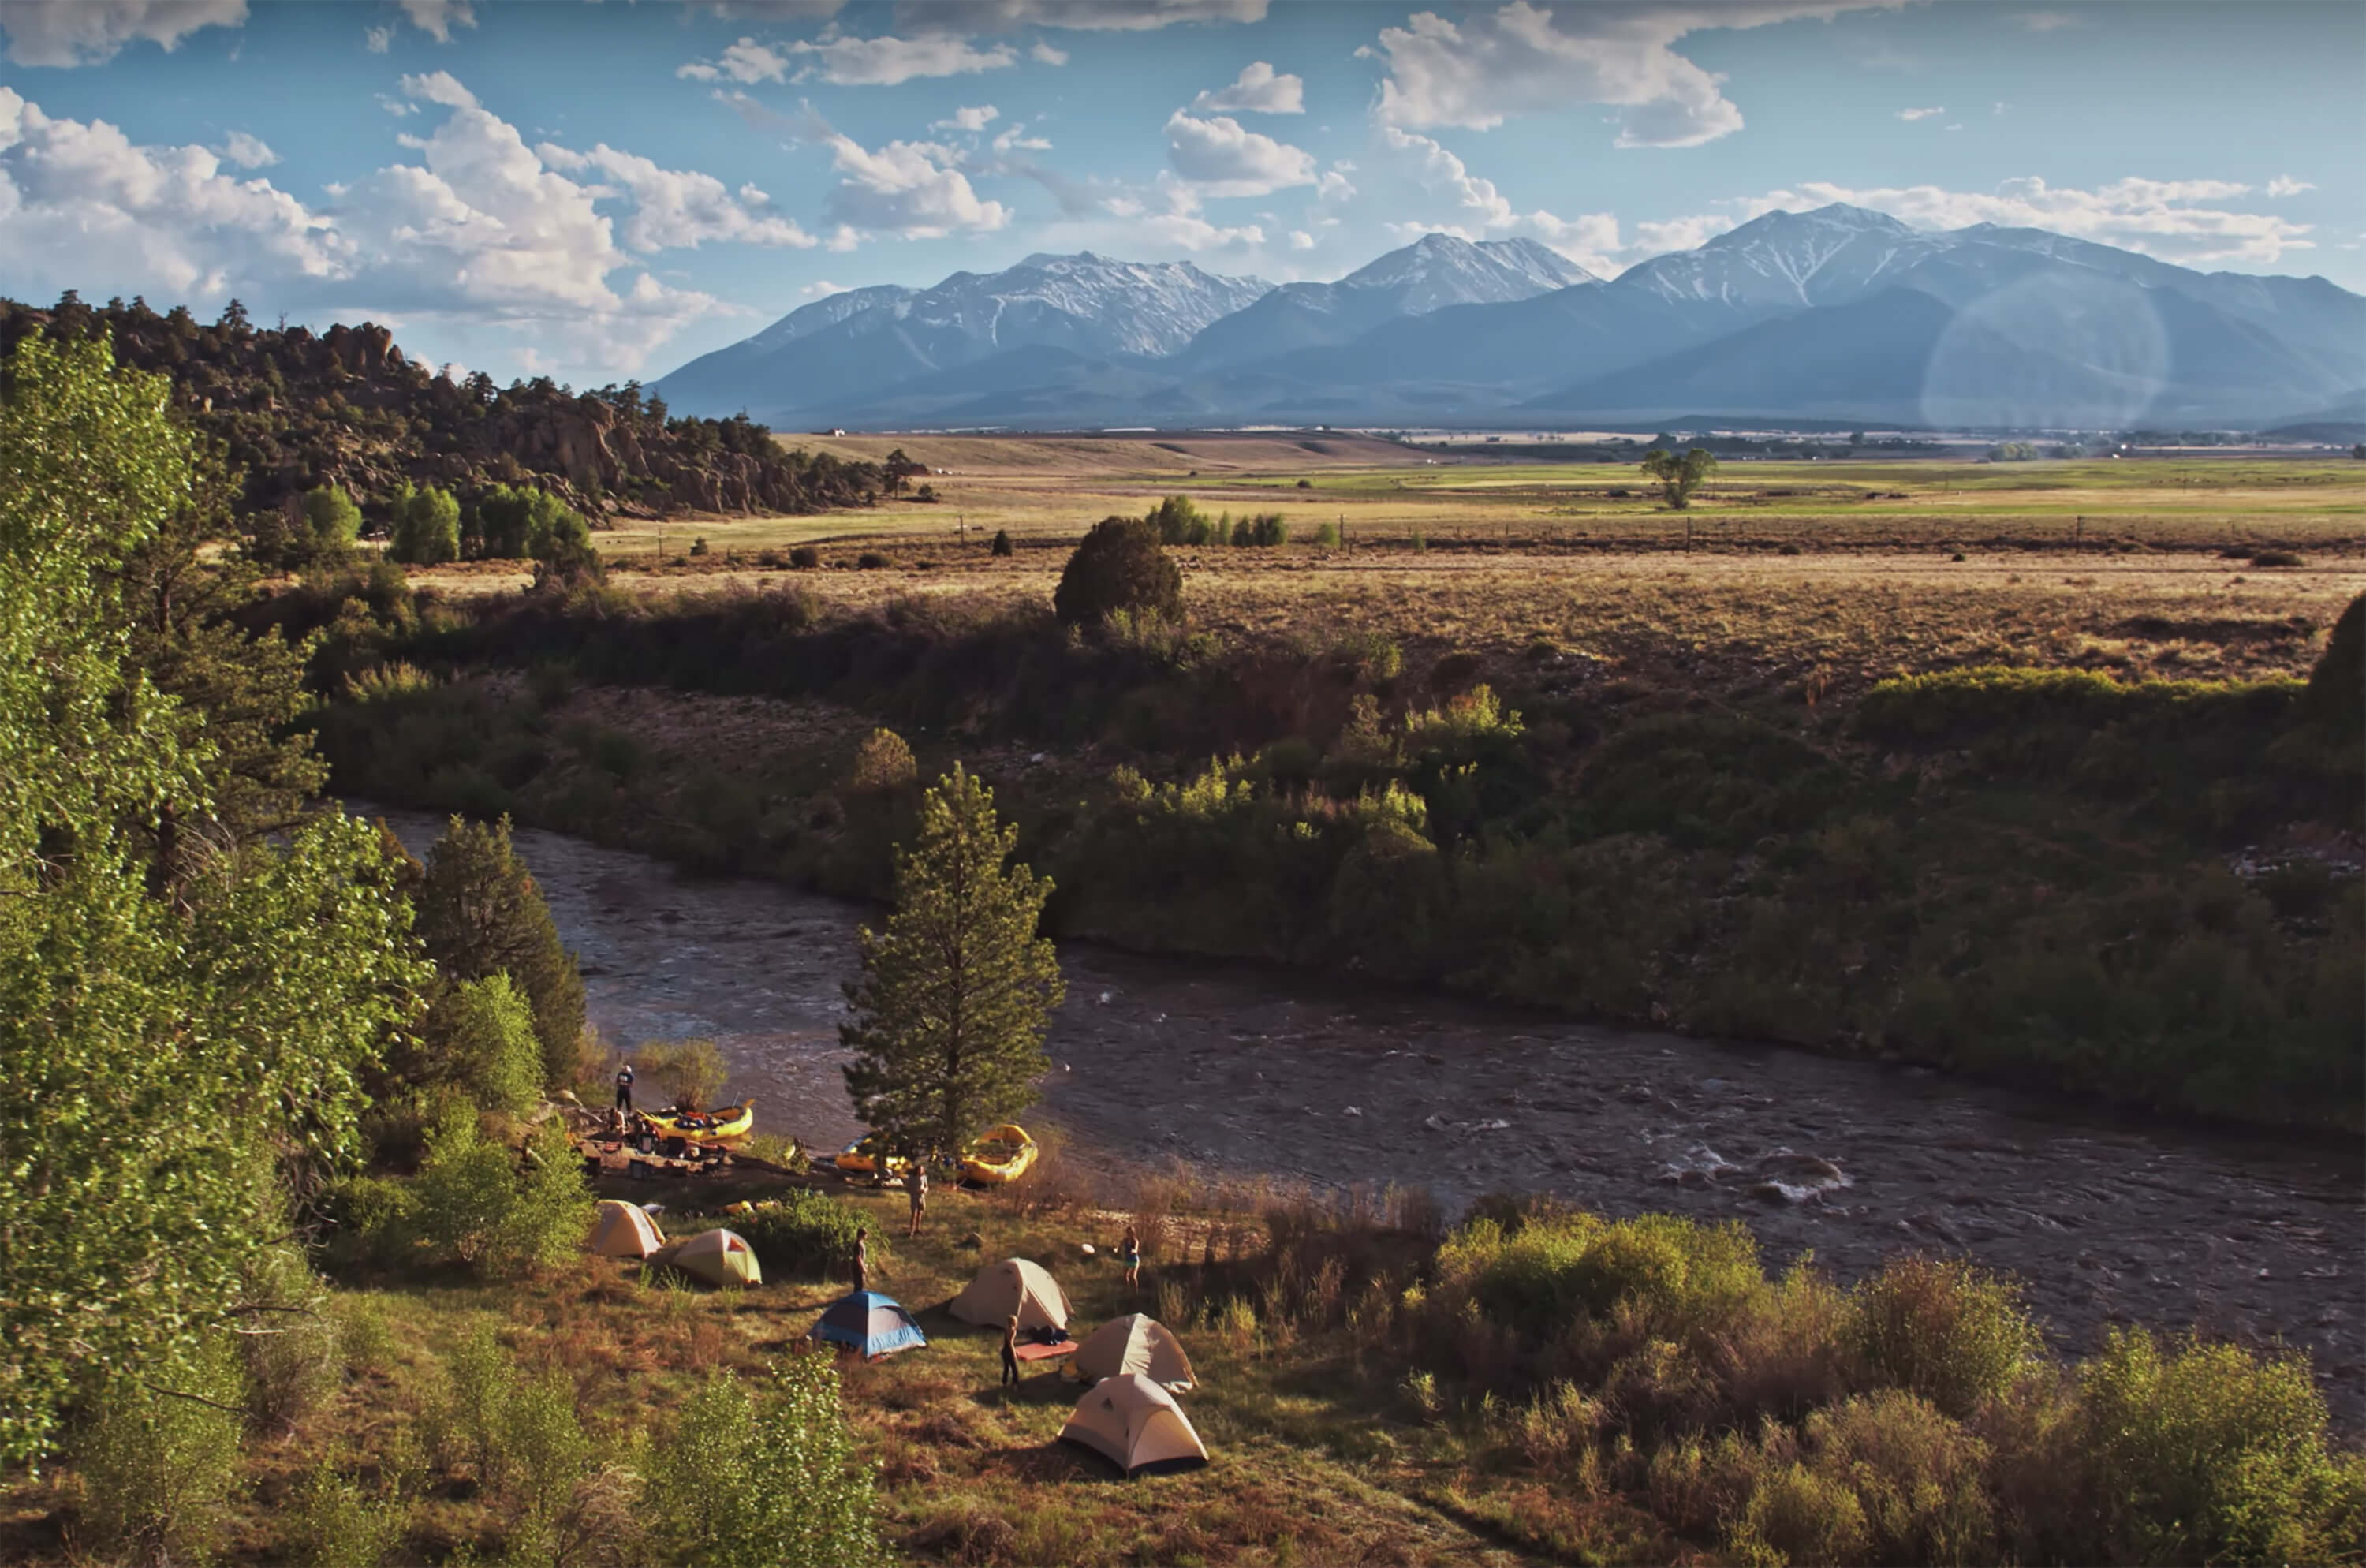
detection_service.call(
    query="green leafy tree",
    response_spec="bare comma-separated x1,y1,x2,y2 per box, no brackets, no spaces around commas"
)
387,482,461,566
1145,494,1211,546
1640,446,1718,509
413,815,587,1086
0,336,425,1466
840,767,1065,1157
1052,514,1183,628
304,483,362,549
423,974,547,1117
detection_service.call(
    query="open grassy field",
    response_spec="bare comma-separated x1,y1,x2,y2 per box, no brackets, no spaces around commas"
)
528,443,2366,573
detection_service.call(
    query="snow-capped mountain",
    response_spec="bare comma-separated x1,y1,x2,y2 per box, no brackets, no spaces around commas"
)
655,252,1270,424
1608,204,1957,313
1178,233,1596,369
652,208,2365,431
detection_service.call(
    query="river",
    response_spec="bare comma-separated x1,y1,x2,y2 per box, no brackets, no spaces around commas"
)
365,804,2364,1419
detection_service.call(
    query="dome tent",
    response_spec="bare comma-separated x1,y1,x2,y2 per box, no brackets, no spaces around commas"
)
1058,1373,1209,1477
950,1257,1070,1334
811,1291,927,1358
589,1200,665,1258
1071,1314,1196,1391
658,1227,761,1287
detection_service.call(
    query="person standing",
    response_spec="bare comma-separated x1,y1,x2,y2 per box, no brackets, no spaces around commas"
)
1121,1224,1143,1294
1000,1314,1021,1390
614,1058,635,1117
851,1226,871,1295
906,1158,929,1239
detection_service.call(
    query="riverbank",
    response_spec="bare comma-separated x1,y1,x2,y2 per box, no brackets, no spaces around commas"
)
361,804,2366,1425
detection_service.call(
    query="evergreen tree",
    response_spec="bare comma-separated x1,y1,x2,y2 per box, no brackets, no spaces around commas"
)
1052,514,1182,627
413,816,587,1088
840,767,1065,1157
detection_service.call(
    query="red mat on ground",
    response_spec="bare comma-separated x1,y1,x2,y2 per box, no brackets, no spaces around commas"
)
1014,1339,1077,1362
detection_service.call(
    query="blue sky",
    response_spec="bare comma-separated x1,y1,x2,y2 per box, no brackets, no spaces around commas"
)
1,0,2357,388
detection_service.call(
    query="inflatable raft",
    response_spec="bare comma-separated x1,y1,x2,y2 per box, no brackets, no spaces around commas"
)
961,1124,1039,1185
636,1100,755,1144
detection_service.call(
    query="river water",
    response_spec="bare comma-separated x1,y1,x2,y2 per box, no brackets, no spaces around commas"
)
365,805,2364,1418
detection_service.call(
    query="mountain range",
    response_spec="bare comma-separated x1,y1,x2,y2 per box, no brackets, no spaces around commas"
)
652,205,2366,432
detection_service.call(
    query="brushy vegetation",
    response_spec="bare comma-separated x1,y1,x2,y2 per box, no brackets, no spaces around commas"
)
306,551,2366,1129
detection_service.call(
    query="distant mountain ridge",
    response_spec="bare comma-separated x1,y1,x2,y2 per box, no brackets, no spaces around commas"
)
653,208,2366,431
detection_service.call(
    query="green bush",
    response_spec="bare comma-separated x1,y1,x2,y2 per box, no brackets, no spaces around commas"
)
73,1337,248,1563
644,1358,886,1568
1846,1256,2037,1418
1447,1211,1761,1344
2071,1328,2365,1566
409,1108,593,1275
1054,515,1183,628
238,1245,343,1432
790,545,822,569
2302,592,2363,730
388,483,461,566
1792,1391,1995,1565
1145,495,1211,546
989,529,1013,558
285,1462,408,1568
847,727,918,794
415,813,586,1088
420,973,546,1117
305,484,363,549
634,1036,730,1112
733,1190,868,1280
689,536,711,557
856,551,890,569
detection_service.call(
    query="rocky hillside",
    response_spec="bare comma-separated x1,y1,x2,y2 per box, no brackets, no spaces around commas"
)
0,293,886,524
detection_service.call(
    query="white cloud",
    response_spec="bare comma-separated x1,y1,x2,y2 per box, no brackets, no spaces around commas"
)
1288,229,1314,250
1163,110,1315,197
221,129,278,168
1710,175,2313,267
2013,9,2084,30
1028,39,1068,64
1369,1,1899,147
2267,175,2315,198
376,92,418,117
677,35,790,84
536,141,817,252
688,0,845,16
364,24,392,54
815,124,1011,238
0,0,246,67
0,80,748,378
905,0,1266,31
798,278,843,297
789,32,1017,86
1896,106,1943,121
1103,180,1264,250
932,104,1000,133
991,121,1051,152
1193,61,1304,114
397,0,474,44
1376,124,1612,271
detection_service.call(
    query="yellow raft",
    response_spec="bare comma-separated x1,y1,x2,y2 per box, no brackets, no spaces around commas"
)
961,1124,1039,1185
637,1101,756,1144
833,1137,910,1178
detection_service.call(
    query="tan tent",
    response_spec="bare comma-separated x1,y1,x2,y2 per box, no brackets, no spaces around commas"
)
950,1257,1070,1333
1071,1314,1196,1391
1059,1373,1209,1477
659,1227,762,1288
589,1200,665,1259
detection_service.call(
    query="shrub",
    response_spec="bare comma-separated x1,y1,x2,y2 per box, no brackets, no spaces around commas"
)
689,536,711,557
1786,1391,1995,1566
847,727,918,794
856,551,890,570
239,1245,343,1432
285,1462,408,1568
634,1036,730,1112
2302,592,2363,730
2250,548,2305,568
2071,1328,2364,1566
343,660,437,703
1053,515,1183,628
305,484,364,549
1448,1211,1761,1346
789,545,821,569
1145,495,1209,545
416,814,586,1087
734,1190,868,1280
420,973,546,1117
435,1322,517,1486
989,528,1013,557
1846,1256,2037,1418
72,1336,248,1564
409,1108,593,1275
644,1359,886,1568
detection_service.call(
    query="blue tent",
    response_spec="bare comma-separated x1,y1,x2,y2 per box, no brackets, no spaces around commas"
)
810,1291,927,1358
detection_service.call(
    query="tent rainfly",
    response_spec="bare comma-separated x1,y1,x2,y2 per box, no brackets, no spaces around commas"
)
589,1200,665,1258
1058,1372,1210,1477
1071,1314,1196,1391
950,1257,1070,1333
659,1227,761,1288
811,1291,927,1358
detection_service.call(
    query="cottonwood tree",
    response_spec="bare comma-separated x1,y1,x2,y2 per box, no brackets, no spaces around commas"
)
1641,446,1718,510
840,767,1065,1159
0,337,423,1466
413,816,586,1087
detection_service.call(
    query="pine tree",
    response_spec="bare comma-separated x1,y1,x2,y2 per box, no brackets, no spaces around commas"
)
840,767,1065,1158
413,816,586,1088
